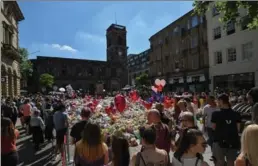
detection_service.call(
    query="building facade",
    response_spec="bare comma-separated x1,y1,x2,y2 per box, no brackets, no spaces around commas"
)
206,3,258,91
128,49,150,85
29,24,128,94
1,1,24,98
149,10,209,93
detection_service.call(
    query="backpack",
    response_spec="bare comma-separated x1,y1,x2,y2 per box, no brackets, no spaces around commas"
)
155,123,171,153
217,111,240,149
135,152,171,166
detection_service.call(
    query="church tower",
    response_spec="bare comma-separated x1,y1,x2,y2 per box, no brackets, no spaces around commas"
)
106,24,128,90
106,24,127,64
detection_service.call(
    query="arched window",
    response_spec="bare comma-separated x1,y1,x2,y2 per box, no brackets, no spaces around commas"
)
88,67,94,76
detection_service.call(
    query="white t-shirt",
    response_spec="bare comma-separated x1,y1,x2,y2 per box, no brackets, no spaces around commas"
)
203,104,219,128
172,156,202,166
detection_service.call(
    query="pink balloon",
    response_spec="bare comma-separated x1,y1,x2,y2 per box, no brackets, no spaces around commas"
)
160,79,166,86
151,86,157,93
155,79,161,86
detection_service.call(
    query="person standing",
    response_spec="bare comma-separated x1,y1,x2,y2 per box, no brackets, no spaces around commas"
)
211,93,241,166
247,87,258,124
235,124,258,166
30,108,45,150
70,107,91,143
203,95,219,148
1,118,20,166
53,103,69,158
20,99,32,134
131,125,168,166
147,109,171,157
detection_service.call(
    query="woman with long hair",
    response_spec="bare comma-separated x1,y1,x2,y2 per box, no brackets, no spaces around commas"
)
235,124,258,166
74,121,109,166
1,117,20,166
172,128,209,166
108,133,130,166
132,125,168,166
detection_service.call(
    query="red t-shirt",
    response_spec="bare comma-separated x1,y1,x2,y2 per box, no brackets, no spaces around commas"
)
1,130,19,154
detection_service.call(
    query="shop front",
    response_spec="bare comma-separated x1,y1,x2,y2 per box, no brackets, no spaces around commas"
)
213,72,255,91
187,74,209,93
168,77,185,92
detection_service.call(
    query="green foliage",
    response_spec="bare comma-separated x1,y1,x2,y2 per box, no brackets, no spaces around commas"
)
193,1,258,29
19,48,33,79
135,73,150,87
39,73,54,88
135,73,151,99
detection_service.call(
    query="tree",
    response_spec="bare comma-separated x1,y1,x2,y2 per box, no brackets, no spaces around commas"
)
39,73,54,88
19,48,33,79
135,73,151,99
135,73,150,87
193,1,258,29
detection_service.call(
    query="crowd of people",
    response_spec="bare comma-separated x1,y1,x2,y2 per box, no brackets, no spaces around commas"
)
1,86,258,166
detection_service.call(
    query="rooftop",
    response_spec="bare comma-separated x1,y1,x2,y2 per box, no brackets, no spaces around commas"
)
107,24,126,31
31,56,107,63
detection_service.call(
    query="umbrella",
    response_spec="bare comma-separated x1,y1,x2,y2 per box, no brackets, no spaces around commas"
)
59,87,65,92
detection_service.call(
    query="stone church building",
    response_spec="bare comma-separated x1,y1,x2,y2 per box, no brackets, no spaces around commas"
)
29,24,128,94
1,1,24,98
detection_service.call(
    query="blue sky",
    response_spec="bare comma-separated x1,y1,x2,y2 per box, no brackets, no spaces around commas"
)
18,1,194,61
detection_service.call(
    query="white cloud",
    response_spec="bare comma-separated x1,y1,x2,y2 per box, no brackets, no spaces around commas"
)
44,43,77,53
76,32,105,44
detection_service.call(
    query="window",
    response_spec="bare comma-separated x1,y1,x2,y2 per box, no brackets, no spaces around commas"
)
111,68,116,77
242,42,253,60
192,76,200,82
213,27,221,40
187,20,191,29
227,21,235,35
173,26,179,36
191,55,199,69
214,51,222,64
212,7,219,16
191,36,198,48
118,36,123,45
165,37,169,45
3,26,13,45
88,67,94,76
227,48,237,62
191,16,198,28
241,16,250,30
200,16,203,24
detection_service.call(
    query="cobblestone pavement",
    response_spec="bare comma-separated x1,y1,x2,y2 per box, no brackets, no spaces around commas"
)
16,119,214,166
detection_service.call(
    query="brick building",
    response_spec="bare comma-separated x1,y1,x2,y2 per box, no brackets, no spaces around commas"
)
1,1,24,98
128,49,150,85
149,10,209,93
29,24,128,94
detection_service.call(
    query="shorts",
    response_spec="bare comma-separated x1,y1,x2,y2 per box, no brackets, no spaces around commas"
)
212,142,238,162
56,128,67,145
